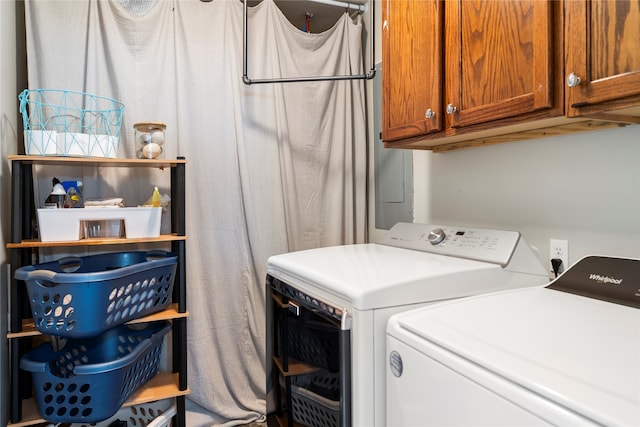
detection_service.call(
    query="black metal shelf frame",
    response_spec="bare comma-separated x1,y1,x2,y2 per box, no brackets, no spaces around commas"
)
7,156,188,427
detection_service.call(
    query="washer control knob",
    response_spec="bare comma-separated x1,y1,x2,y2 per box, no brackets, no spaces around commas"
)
427,228,446,245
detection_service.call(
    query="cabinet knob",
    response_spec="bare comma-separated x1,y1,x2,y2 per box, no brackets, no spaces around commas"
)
446,104,457,115
567,73,582,88
425,108,435,119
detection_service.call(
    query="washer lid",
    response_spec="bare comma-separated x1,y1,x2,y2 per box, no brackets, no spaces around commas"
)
267,223,548,310
268,243,511,310
390,286,640,426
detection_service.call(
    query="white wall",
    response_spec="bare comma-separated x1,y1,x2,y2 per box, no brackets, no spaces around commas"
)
412,126,640,270
0,0,18,424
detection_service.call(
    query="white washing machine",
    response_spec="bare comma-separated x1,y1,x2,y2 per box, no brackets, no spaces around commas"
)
387,255,640,426
266,222,549,427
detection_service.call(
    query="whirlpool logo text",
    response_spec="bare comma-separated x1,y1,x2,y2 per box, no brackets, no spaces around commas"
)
589,274,623,285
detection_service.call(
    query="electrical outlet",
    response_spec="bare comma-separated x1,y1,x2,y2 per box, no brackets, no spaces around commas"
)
550,239,569,275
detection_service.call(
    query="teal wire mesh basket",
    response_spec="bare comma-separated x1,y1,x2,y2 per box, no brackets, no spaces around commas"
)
19,89,124,158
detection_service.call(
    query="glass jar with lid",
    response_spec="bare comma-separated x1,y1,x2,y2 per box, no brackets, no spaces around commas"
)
134,122,166,159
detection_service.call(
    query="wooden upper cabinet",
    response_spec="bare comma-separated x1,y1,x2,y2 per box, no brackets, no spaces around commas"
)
445,0,556,129
382,0,561,144
565,0,640,117
382,0,443,141
380,0,638,151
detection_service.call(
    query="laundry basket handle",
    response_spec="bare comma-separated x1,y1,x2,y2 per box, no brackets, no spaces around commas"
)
24,269,58,282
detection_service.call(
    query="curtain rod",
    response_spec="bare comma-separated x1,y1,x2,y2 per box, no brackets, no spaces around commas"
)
307,0,368,13
242,0,375,84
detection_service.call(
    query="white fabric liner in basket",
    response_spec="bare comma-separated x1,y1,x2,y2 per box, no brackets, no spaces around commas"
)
46,399,177,427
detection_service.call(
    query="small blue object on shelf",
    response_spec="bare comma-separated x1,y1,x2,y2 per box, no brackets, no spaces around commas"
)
15,251,177,338
20,321,171,424
18,88,124,157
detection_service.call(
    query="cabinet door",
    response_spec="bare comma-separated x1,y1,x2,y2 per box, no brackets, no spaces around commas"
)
565,0,640,117
445,0,555,129
382,0,443,141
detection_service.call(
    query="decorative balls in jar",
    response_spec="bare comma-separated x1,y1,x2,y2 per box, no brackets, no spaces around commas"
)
134,122,166,159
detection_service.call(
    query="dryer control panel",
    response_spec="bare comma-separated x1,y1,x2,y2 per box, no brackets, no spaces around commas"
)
547,255,640,309
378,222,522,267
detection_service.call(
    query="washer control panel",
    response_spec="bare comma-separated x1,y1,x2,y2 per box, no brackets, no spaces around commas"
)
378,222,521,266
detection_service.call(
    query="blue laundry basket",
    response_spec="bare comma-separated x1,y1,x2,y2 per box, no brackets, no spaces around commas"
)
15,251,177,338
20,321,171,423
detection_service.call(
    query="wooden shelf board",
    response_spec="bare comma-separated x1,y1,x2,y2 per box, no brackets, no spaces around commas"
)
273,356,320,377
7,372,188,427
268,412,305,427
129,305,189,324
7,304,188,338
6,398,40,427
272,293,289,309
8,155,187,168
125,372,190,405
7,234,187,249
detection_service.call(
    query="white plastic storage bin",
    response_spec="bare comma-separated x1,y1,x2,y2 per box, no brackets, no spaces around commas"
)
37,207,161,242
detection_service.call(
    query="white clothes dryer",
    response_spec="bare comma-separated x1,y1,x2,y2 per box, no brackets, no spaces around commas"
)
266,222,549,427
387,255,640,426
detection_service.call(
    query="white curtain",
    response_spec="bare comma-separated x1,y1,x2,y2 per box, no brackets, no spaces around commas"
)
24,0,367,425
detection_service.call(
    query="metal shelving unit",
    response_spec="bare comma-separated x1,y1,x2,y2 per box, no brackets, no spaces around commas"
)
6,155,188,427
